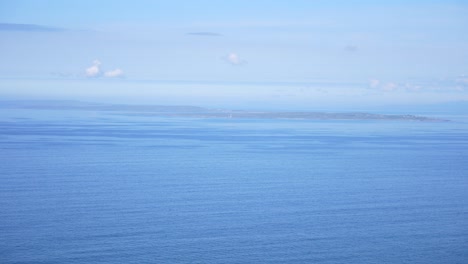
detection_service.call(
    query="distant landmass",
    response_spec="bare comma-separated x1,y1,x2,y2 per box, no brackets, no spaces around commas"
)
0,100,449,122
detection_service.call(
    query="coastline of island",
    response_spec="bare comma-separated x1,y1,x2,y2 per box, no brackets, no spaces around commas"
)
0,100,450,122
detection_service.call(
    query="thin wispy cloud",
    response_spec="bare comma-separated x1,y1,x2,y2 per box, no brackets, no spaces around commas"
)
187,32,222,37
50,72,76,78
368,78,468,93
0,23,65,32
456,75,468,85
382,82,398,92
344,45,358,53
104,68,124,78
368,79,400,92
369,79,380,89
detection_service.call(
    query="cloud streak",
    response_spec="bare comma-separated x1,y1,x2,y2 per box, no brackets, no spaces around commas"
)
0,23,65,32
368,77,468,93
344,45,358,53
187,32,222,37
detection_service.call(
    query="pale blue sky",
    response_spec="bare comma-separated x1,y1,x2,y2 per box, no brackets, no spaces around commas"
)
1,0,467,109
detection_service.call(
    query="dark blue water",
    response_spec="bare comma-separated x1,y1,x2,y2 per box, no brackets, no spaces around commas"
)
1,110,467,263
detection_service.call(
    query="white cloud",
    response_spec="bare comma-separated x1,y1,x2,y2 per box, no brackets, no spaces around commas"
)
85,60,124,78
104,68,124,78
85,60,101,77
224,53,246,65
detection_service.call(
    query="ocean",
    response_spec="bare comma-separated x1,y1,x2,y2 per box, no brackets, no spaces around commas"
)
1,109,467,263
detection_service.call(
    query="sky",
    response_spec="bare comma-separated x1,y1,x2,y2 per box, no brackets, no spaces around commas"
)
1,0,468,110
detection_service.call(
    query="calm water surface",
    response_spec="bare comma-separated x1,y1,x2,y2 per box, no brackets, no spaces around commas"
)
1,110,467,263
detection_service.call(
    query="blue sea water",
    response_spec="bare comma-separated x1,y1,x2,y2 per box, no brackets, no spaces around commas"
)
1,110,467,263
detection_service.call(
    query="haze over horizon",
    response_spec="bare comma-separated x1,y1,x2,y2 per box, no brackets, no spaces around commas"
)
2,3,468,263
1,1,468,110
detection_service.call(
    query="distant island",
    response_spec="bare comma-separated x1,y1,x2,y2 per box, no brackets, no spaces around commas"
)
0,100,449,122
